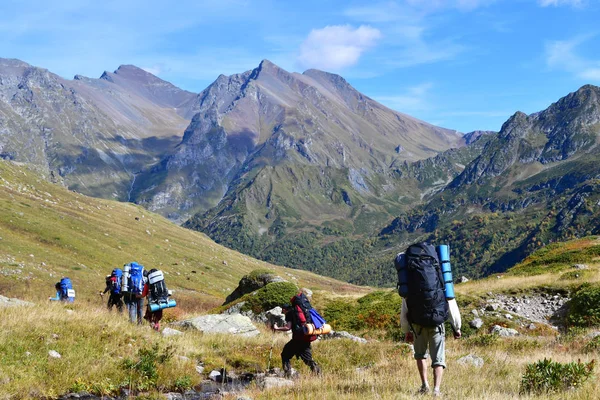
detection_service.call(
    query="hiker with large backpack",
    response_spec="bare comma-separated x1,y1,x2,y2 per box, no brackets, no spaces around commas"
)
140,268,176,331
272,290,323,377
99,268,123,313
49,277,75,303
396,242,462,397
121,262,145,324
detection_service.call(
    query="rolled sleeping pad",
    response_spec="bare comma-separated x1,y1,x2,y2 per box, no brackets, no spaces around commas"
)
436,244,455,299
395,252,409,298
303,323,332,336
149,299,177,312
122,264,131,293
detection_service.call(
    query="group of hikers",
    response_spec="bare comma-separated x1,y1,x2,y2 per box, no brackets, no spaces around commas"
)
49,262,176,331
49,241,461,396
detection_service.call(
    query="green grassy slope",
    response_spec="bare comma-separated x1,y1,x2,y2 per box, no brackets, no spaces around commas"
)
0,159,367,307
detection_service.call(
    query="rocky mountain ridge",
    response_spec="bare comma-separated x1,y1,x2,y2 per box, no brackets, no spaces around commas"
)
132,59,463,220
0,58,195,200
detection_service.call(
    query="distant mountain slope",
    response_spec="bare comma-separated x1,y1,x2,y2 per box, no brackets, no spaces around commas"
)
0,159,361,303
378,85,600,280
0,58,194,201
133,59,463,220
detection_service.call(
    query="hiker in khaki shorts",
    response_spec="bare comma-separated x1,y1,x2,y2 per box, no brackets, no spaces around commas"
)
396,242,462,397
401,299,461,396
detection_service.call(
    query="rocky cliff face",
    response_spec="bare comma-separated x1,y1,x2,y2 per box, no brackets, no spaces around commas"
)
451,85,600,188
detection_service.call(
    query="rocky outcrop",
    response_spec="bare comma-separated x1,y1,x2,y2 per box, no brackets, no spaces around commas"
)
0,295,34,307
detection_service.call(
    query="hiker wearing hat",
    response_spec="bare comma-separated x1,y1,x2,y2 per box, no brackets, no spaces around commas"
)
272,292,321,377
397,243,462,397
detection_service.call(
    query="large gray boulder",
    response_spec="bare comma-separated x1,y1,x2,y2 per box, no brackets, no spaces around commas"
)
177,314,260,337
491,325,519,337
323,330,367,344
0,295,34,308
457,354,484,368
264,306,286,328
469,318,484,330
259,377,294,390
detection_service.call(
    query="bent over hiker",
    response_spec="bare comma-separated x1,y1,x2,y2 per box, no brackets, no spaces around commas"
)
49,277,75,303
397,242,462,397
273,299,321,377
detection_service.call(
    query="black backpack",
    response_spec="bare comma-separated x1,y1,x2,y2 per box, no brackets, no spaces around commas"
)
404,242,448,327
147,269,169,303
290,292,318,341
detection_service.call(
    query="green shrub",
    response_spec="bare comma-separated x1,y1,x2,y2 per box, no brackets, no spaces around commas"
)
247,268,275,282
174,375,192,392
519,358,595,394
466,333,499,347
568,284,600,327
583,336,600,353
242,281,298,314
121,343,174,392
323,290,402,339
560,270,592,280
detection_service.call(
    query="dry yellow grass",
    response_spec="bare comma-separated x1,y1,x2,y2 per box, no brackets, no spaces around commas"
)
2,301,600,400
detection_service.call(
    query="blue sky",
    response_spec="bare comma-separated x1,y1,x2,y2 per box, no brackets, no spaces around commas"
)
1,0,599,133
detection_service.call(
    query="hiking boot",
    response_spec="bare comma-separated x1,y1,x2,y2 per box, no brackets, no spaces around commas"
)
418,384,430,395
283,361,295,378
433,388,442,397
311,363,322,376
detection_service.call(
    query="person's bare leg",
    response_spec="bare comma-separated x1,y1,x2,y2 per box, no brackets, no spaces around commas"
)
433,365,444,391
417,359,428,387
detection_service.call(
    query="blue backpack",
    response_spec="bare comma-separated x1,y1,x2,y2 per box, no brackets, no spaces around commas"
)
59,277,75,303
128,262,144,295
111,268,123,294
309,309,327,329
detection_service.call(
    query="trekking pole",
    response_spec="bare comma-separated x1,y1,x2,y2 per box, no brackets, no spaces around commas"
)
266,329,276,372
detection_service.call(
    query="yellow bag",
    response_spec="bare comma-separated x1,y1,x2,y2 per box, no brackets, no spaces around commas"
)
303,323,332,335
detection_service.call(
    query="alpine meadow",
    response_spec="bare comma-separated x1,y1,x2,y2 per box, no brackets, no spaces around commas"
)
2,1,600,399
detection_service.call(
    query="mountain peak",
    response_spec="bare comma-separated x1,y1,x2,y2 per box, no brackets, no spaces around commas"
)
254,59,286,77
259,59,276,68
113,64,163,82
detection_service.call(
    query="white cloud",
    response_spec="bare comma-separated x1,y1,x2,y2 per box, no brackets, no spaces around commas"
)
298,25,382,70
141,66,162,76
342,2,471,69
374,82,433,112
580,68,600,80
538,0,584,7
545,36,600,82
